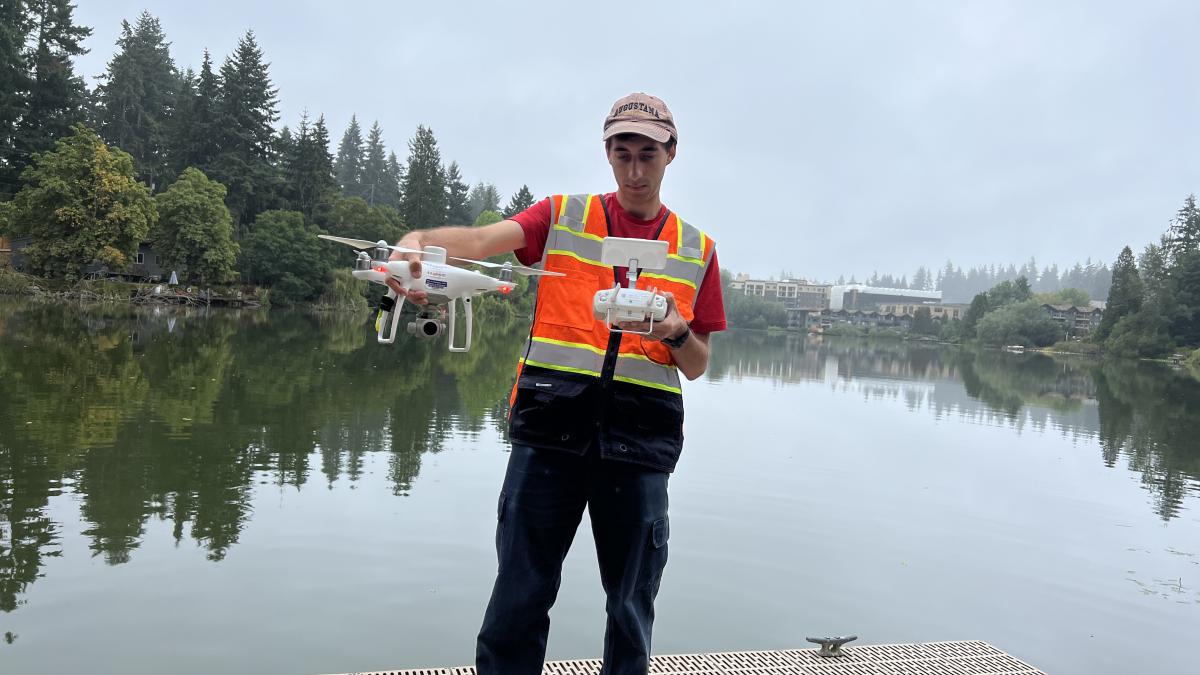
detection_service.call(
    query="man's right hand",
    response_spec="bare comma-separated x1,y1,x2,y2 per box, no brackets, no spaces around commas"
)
387,232,429,305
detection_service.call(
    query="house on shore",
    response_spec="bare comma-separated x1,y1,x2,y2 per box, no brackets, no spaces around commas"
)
4,236,176,281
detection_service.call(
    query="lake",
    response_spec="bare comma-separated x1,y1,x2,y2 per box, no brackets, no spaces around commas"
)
0,299,1197,675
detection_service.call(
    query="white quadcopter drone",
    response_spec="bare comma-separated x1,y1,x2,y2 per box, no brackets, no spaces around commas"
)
319,235,563,352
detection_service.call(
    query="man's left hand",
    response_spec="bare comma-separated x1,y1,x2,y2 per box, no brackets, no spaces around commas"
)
616,291,688,342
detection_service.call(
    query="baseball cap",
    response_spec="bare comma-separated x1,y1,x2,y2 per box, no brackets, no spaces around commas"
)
602,92,677,144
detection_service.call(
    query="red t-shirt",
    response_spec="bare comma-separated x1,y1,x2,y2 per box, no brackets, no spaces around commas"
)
512,194,726,334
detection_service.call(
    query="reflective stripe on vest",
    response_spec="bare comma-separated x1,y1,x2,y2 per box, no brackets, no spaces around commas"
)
524,337,603,377
530,194,714,395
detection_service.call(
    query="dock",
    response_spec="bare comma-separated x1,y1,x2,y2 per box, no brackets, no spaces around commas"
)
333,640,1047,674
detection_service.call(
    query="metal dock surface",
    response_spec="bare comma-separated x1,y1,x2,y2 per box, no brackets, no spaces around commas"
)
335,640,1047,674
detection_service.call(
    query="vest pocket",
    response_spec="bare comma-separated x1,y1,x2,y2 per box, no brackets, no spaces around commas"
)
508,368,596,452
536,271,598,331
607,385,685,471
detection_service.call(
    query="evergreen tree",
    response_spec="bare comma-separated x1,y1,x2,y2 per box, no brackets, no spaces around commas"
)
2,125,156,279
466,181,501,222
153,167,239,285
962,293,989,339
986,276,1033,307
503,184,535,218
1063,262,1085,292
1089,262,1112,301
282,111,337,222
1040,264,1060,292
188,49,221,170
381,151,402,209
911,266,930,291
360,121,387,206
1166,194,1200,262
333,115,363,198
1170,251,1200,346
444,161,470,224
1022,255,1041,284
95,11,177,190
273,125,294,170
1097,246,1142,340
15,0,90,180
399,125,446,229
165,65,196,173
1138,239,1170,305
911,307,936,335
306,114,336,219
210,30,279,229
0,0,33,196
168,49,220,175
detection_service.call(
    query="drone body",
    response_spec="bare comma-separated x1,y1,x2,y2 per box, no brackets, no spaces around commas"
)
351,257,515,306
319,235,560,352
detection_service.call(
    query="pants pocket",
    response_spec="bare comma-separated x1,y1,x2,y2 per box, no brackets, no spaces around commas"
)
652,516,669,549
641,516,670,590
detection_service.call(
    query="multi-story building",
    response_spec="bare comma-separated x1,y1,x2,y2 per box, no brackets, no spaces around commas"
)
807,309,912,331
878,302,971,321
729,274,832,311
1043,304,1103,333
828,284,942,311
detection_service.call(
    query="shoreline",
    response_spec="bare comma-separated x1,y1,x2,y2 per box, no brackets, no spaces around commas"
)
738,325,1200,380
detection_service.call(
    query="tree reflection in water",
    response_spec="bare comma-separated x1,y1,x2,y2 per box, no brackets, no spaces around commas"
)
707,331,1200,520
0,300,528,615
3,308,1198,623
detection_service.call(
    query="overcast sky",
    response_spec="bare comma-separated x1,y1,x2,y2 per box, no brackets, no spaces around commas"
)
71,0,1200,283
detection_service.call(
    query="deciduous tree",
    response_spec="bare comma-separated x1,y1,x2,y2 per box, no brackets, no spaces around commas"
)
2,125,155,280
153,167,238,284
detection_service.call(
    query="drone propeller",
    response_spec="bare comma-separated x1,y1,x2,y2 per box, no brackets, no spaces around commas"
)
448,256,565,277
318,235,423,256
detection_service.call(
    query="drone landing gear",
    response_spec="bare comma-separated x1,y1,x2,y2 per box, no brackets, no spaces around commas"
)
376,290,405,344
447,295,473,352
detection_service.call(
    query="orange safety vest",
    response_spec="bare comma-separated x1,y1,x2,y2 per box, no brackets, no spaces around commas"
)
507,194,716,472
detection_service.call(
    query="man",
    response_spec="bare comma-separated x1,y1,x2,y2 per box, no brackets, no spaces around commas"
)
386,93,725,675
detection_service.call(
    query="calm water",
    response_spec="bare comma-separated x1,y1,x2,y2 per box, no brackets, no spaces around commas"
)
1,299,1198,675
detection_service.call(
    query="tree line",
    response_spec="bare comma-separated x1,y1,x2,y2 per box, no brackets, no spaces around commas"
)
1091,195,1200,357
836,258,1112,304
0,8,538,304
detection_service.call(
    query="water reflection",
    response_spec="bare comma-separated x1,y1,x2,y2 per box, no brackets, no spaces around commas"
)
3,305,1199,629
0,300,528,615
708,331,1200,520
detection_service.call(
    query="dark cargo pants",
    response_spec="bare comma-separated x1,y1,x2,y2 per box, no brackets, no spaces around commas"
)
476,443,670,675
